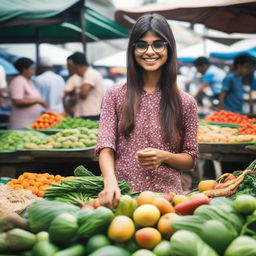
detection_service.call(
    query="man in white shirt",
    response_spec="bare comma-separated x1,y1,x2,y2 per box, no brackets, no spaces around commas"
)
63,52,103,120
34,58,66,114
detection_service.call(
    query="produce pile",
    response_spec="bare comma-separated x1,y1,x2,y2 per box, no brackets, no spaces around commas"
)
196,160,256,199
51,117,98,129
198,124,256,143
1,162,256,255
29,112,64,130
29,113,99,130
25,128,98,150
0,189,256,255
44,166,132,206
0,131,47,152
7,173,73,197
204,110,256,125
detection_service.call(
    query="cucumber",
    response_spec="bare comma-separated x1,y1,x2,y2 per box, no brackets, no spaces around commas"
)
54,244,86,256
32,240,59,256
88,245,130,256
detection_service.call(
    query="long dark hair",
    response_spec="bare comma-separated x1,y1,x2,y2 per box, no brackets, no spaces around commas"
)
119,13,184,144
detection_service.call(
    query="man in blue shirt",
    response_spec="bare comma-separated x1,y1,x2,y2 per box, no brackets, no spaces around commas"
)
193,57,226,106
219,54,255,114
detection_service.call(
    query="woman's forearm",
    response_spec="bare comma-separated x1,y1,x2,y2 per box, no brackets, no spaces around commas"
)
13,98,41,108
99,148,118,187
162,151,194,170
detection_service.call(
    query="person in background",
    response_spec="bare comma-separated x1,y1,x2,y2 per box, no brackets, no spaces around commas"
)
8,57,47,129
219,54,255,114
34,58,65,114
63,55,82,116
193,57,226,107
64,52,103,120
0,64,7,96
96,14,199,208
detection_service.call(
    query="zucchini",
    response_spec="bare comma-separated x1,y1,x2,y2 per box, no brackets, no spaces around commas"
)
54,244,86,256
5,228,36,252
32,240,59,256
88,245,130,256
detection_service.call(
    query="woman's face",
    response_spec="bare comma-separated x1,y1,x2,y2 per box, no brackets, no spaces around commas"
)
22,65,35,78
134,31,168,72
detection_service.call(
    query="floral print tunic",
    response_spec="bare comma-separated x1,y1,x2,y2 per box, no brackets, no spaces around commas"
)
96,84,198,193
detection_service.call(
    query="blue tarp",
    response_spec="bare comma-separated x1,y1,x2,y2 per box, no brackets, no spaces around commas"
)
0,57,18,75
178,57,196,63
210,47,256,60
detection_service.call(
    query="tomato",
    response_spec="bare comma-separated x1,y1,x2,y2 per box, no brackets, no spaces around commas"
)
233,194,256,215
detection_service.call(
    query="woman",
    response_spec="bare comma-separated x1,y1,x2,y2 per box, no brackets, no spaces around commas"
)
8,57,47,129
96,14,199,208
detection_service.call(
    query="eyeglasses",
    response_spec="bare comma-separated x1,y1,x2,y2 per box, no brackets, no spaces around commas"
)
133,41,168,53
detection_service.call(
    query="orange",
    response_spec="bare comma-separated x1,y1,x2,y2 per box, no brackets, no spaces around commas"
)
136,191,156,206
198,180,217,192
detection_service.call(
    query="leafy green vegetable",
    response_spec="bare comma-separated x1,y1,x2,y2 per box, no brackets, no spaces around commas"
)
231,173,256,199
44,166,132,206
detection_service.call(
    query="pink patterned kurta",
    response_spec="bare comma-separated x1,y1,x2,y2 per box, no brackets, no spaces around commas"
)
96,84,198,193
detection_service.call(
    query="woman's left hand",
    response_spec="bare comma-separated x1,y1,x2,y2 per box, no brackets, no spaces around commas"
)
136,148,166,169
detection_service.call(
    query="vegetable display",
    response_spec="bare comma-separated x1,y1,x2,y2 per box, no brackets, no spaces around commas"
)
204,110,256,124
25,128,98,149
0,130,47,152
1,161,256,255
197,160,256,199
198,124,256,143
44,166,132,206
52,117,98,129
29,111,64,130
7,172,72,197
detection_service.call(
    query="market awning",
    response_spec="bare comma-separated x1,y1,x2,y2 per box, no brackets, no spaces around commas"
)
0,0,129,43
115,0,256,34
210,47,256,60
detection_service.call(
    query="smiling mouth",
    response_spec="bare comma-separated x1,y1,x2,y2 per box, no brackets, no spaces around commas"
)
143,58,159,62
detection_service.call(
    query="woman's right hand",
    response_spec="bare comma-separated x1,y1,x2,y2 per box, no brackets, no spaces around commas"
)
98,183,121,209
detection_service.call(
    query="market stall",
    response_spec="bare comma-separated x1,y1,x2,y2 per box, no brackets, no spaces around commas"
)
196,110,256,180
0,113,100,178
0,161,256,255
